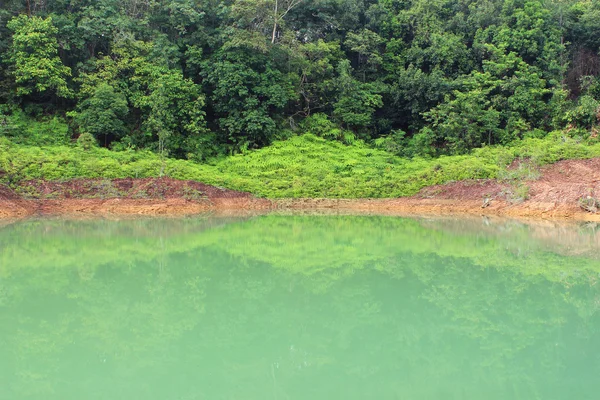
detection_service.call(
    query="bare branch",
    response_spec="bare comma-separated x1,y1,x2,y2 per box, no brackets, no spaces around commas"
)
271,0,303,43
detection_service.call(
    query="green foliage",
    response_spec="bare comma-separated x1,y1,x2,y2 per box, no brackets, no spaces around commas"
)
69,83,129,141
345,29,384,80
299,113,357,143
420,47,557,154
333,60,383,132
424,88,501,153
497,158,541,181
213,134,498,198
1,0,600,163
77,132,97,151
6,15,72,99
76,39,212,159
202,48,296,150
563,95,600,131
0,109,70,146
290,39,344,116
3,132,600,198
386,66,452,131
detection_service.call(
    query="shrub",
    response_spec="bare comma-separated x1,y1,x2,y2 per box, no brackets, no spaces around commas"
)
2,131,600,198
77,132,97,150
0,110,70,146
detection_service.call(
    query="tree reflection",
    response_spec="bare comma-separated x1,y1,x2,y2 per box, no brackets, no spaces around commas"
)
1,216,599,399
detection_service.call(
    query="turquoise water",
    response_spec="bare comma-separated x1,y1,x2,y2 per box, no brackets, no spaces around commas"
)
1,215,600,399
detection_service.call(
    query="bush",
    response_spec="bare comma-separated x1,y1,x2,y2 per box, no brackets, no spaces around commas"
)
2,131,600,198
77,132,97,150
0,110,70,146
300,113,356,144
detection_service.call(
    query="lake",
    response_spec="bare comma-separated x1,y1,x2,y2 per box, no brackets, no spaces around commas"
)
1,214,600,399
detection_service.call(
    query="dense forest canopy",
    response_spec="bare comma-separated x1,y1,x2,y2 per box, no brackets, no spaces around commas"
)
1,0,600,160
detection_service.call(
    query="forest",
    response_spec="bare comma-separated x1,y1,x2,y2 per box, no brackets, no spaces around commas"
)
1,0,600,182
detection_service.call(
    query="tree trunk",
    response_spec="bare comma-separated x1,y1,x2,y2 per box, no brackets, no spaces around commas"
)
271,0,278,43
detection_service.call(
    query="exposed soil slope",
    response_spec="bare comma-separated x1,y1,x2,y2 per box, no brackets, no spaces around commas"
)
411,158,600,219
19,177,251,200
419,158,600,203
1,159,599,220
0,178,271,218
0,184,31,219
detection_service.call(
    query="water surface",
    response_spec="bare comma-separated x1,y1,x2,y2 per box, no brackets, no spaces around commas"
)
1,215,600,399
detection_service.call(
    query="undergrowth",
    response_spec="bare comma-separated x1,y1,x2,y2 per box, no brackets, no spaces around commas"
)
2,132,600,198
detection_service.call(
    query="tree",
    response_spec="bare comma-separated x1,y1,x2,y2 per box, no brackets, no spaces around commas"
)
231,0,304,44
271,0,304,43
76,39,211,158
385,66,452,132
332,60,383,132
345,29,383,81
0,0,596,157
424,87,501,153
70,83,129,145
202,47,296,150
140,68,210,160
7,15,72,99
288,39,344,116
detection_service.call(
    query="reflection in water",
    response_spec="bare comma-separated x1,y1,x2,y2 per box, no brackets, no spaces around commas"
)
1,215,600,399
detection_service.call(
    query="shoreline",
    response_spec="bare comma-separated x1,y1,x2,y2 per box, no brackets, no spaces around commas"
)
2,156,599,221
1,197,599,221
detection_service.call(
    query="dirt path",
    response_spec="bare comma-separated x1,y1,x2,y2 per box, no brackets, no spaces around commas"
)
1,159,599,221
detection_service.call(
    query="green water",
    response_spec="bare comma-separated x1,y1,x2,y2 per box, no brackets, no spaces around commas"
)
1,215,600,399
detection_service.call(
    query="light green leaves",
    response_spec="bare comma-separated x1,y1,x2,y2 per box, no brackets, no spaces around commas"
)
7,15,72,99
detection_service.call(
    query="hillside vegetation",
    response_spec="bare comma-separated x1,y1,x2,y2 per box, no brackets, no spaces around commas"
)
3,133,600,198
2,0,600,194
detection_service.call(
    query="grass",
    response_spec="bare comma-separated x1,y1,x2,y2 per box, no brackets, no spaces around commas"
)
2,132,600,198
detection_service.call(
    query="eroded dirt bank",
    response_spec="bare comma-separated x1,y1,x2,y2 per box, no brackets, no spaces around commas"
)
1,159,599,220
0,178,272,219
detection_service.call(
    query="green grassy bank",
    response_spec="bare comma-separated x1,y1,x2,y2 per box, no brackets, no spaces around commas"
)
2,133,600,199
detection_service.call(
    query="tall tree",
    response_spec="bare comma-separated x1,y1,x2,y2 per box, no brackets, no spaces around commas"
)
7,15,72,100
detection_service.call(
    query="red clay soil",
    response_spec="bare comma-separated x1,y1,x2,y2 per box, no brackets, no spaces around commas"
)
0,178,271,218
1,159,600,220
0,184,31,219
19,177,252,200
